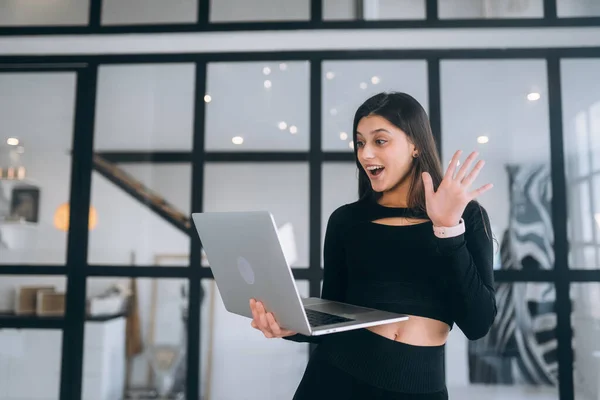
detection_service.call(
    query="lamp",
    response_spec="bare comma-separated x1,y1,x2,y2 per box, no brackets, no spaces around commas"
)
53,203,98,231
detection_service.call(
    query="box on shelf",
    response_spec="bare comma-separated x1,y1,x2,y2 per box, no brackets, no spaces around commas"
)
36,290,66,316
14,285,55,315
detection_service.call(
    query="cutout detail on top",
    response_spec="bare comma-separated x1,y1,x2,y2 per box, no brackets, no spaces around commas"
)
370,217,430,227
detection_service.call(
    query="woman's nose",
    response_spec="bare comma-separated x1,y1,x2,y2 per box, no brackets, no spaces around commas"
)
361,144,375,159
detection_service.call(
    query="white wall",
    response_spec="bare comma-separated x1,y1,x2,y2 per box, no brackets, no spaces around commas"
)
4,27,600,56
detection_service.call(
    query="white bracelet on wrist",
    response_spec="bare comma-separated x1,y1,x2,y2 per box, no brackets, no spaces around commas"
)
433,218,465,238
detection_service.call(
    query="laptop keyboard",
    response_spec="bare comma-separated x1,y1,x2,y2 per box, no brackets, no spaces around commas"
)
305,309,354,327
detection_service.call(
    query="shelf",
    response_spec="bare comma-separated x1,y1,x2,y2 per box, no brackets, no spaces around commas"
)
0,312,64,329
0,311,127,329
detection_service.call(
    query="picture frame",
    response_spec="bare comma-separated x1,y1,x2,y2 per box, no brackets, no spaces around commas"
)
10,187,40,223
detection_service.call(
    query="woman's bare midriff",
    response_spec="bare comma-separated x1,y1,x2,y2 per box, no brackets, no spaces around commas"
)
365,217,450,346
366,315,450,346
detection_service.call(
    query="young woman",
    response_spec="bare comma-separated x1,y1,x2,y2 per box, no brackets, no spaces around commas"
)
249,92,497,399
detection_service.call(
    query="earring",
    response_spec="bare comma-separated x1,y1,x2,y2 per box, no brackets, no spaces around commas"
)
413,152,418,158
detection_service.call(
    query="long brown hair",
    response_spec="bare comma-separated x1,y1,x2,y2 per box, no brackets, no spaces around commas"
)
353,92,444,216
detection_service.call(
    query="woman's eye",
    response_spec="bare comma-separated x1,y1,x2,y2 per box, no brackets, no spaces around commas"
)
376,139,387,145
356,141,364,147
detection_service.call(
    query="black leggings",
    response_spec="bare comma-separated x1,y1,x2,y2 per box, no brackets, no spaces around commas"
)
293,329,448,400
293,354,449,400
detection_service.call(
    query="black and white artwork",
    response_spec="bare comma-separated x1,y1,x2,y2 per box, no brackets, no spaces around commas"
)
468,163,561,386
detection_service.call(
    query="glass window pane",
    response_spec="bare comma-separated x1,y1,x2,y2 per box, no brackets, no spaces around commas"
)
321,162,358,265
441,60,551,270
0,72,77,265
200,278,309,399
322,60,428,152
85,277,188,398
571,283,600,400
594,175,600,246
449,282,558,398
561,59,600,270
203,163,309,267
572,111,590,177
582,246,597,268
94,64,196,152
101,0,198,25
568,182,594,247
0,275,65,399
205,61,309,152
323,0,425,20
0,0,89,26
438,0,543,19
591,102,600,172
90,63,195,266
210,0,309,22
557,0,600,17
88,164,191,265
0,329,63,399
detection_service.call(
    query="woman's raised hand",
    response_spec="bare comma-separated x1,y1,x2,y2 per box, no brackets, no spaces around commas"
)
249,298,297,338
422,150,493,227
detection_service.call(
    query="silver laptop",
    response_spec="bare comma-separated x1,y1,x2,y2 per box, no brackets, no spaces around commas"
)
191,210,409,336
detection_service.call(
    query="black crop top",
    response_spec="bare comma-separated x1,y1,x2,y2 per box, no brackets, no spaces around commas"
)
284,195,498,344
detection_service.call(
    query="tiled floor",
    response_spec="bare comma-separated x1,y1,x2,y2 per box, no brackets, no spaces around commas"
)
449,384,599,399
448,384,570,399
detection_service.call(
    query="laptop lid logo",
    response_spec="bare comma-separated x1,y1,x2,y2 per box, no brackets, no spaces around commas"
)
237,256,255,284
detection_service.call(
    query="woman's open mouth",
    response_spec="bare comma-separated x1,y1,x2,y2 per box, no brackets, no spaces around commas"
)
366,165,385,178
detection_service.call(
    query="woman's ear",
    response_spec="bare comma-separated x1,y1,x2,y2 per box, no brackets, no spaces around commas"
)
411,144,419,158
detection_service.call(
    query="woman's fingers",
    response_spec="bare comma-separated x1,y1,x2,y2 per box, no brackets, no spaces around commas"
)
249,299,294,338
249,299,270,335
254,299,277,338
470,183,494,199
249,299,259,322
454,151,478,182
443,150,462,180
462,159,485,187
266,313,296,337
256,301,270,331
266,312,282,335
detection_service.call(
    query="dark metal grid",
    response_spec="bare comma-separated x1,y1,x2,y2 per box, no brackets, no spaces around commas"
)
0,48,599,400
